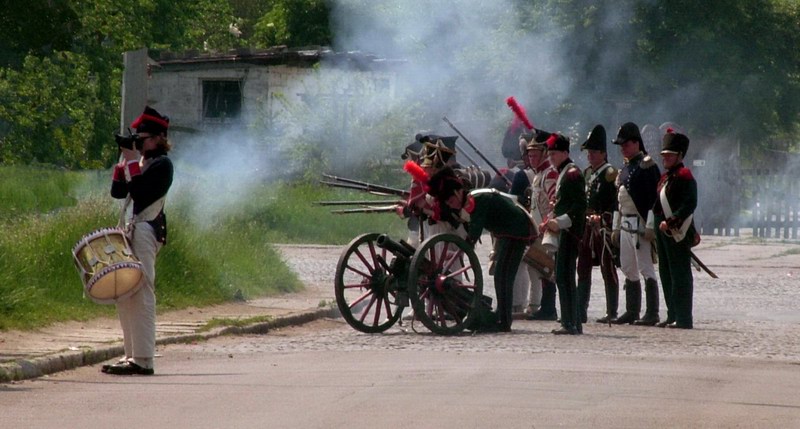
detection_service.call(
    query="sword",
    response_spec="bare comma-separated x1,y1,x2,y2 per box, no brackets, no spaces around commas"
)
690,250,718,279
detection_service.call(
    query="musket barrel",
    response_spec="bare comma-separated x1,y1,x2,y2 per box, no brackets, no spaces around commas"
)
442,117,512,186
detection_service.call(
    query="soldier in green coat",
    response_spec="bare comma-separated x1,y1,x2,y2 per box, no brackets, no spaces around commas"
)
653,130,697,329
577,125,620,324
426,167,536,332
542,133,587,335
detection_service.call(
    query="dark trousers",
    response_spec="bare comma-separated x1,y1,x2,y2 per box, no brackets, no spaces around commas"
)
493,237,527,329
654,214,694,326
555,231,580,331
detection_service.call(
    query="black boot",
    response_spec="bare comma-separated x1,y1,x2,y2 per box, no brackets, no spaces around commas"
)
577,282,590,324
596,279,619,323
610,280,640,325
527,280,557,320
634,278,660,326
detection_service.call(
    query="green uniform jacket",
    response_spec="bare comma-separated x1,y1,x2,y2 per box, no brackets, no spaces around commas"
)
553,159,587,235
584,163,618,221
465,189,535,242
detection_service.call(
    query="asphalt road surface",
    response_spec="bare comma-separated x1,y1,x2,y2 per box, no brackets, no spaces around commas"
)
2,236,799,428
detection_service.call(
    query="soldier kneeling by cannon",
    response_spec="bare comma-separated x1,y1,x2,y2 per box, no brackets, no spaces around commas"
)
425,167,538,332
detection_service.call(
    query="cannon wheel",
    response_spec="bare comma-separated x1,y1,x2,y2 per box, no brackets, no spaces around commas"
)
408,233,484,335
334,233,404,333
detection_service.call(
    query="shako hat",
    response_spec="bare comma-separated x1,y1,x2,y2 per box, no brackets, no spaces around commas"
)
131,106,169,136
546,133,570,152
661,129,690,158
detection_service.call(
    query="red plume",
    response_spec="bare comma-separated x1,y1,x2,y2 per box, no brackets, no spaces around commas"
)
403,160,429,184
505,96,534,130
545,133,558,149
666,127,674,134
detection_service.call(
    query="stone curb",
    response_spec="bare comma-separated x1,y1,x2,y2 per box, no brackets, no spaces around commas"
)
0,307,340,384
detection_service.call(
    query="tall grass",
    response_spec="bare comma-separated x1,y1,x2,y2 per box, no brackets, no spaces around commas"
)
0,165,86,219
0,165,407,330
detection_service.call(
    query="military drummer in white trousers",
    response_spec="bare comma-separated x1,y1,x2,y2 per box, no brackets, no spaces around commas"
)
105,106,174,376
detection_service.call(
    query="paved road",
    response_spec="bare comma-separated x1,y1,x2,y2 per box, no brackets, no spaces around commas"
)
1,235,799,428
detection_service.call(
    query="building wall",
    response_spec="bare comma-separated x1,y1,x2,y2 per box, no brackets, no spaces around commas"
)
145,62,395,136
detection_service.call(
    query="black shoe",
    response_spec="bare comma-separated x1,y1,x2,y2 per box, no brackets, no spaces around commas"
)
526,310,558,321
655,319,674,328
103,362,154,376
633,314,660,326
101,359,129,373
610,312,638,325
551,326,579,335
667,322,693,330
596,314,617,323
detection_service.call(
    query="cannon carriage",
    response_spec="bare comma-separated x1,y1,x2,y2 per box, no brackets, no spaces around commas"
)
334,232,487,335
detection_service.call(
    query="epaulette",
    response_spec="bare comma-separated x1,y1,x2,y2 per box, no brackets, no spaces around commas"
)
604,166,618,182
676,166,694,181
640,155,656,169
566,166,582,180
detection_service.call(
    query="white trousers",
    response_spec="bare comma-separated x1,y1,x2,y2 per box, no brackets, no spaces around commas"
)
116,222,161,369
512,259,531,308
619,218,656,282
526,265,544,308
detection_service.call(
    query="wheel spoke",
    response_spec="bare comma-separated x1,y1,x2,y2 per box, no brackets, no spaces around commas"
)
438,241,450,271
345,264,372,279
348,289,373,309
353,248,374,274
342,282,371,289
442,248,464,273
358,293,379,323
443,263,472,280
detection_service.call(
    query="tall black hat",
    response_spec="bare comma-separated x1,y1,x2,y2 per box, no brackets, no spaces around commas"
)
401,132,428,160
581,124,607,151
661,129,690,158
612,122,645,153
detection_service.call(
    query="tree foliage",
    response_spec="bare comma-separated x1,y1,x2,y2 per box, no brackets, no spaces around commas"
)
0,0,797,168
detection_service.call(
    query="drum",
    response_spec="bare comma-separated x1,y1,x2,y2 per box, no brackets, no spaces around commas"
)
72,227,144,305
523,243,555,280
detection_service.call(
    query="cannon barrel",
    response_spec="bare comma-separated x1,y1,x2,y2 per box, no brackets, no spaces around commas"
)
376,234,415,259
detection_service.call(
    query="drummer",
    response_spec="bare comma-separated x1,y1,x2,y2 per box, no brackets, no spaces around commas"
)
103,106,174,376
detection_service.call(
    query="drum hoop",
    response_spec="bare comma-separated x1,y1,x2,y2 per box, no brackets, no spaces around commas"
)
85,261,145,305
71,227,129,254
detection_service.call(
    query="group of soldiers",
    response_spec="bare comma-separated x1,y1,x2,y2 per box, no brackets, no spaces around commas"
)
396,121,698,334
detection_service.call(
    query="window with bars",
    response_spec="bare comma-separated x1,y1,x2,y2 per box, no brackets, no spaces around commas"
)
202,80,242,120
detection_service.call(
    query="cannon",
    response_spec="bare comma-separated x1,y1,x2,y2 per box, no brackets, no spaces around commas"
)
334,232,486,335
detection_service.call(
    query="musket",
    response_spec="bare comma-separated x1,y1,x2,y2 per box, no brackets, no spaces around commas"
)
453,142,482,169
320,180,409,198
322,174,410,197
330,205,398,214
315,200,400,206
442,116,512,187
690,250,718,279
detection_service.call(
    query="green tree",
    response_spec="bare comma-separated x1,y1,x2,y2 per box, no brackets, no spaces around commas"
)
254,0,332,48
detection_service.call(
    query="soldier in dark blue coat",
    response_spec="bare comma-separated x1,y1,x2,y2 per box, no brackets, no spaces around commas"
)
105,106,173,376
610,122,661,326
